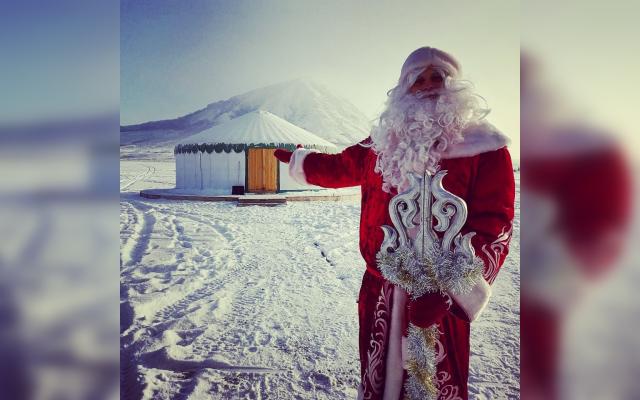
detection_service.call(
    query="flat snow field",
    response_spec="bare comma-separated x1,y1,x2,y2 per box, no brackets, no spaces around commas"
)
120,160,520,399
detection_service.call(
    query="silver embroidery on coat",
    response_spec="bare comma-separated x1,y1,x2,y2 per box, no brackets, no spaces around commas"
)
361,280,392,398
437,371,464,400
481,224,513,284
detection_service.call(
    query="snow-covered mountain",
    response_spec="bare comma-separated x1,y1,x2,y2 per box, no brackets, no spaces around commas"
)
121,79,372,159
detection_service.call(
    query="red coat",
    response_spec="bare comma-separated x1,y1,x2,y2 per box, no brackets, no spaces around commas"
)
287,124,515,400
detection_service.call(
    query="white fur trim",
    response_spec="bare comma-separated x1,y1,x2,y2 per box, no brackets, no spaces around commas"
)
449,278,492,322
401,47,461,84
442,121,511,159
288,148,318,185
383,286,408,400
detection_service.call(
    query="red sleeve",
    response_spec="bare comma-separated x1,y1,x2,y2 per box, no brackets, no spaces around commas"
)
465,146,516,284
440,147,515,323
292,139,370,189
410,147,516,326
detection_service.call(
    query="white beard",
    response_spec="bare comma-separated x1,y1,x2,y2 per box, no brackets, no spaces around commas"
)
370,85,487,193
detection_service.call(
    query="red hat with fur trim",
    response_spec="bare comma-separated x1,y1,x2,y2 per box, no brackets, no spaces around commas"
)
400,47,461,87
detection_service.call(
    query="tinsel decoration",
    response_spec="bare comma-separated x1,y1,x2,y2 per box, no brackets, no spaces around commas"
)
404,323,439,400
376,241,484,300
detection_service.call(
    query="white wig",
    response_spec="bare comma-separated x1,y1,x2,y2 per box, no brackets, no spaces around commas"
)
369,47,489,193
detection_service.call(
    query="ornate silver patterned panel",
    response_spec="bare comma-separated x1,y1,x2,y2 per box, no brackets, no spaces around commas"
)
376,170,484,299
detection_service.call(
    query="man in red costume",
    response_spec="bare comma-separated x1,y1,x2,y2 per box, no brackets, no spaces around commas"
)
275,47,515,400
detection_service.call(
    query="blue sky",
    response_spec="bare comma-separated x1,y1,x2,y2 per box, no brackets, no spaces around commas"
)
0,0,119,124
121,0,520,155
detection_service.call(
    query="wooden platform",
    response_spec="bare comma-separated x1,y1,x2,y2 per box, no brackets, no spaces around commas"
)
237,196,287,207
139,189,360,205
138,191,236,202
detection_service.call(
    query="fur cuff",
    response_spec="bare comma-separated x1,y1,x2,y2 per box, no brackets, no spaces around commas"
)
289,148,318,185
448,278,491,322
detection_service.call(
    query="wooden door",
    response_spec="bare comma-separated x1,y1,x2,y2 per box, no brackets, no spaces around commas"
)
247,148,278,193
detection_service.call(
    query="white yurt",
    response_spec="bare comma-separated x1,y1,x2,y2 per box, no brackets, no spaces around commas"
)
174,110,337,194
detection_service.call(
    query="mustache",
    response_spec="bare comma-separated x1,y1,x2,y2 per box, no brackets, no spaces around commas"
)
399,89,491,127
412,90,441,101
411,79,471,98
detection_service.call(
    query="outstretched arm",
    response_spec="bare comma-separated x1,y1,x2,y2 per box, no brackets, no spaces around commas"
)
275,139,371,189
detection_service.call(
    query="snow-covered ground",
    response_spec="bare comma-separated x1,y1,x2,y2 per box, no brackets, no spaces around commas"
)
120,160,520,399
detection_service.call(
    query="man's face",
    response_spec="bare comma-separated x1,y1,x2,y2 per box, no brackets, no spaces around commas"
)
409,65,446,95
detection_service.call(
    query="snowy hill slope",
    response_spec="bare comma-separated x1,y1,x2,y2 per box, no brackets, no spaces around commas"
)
121,79,372,159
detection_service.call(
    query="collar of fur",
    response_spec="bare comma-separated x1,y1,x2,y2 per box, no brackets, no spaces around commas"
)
441,121,511,159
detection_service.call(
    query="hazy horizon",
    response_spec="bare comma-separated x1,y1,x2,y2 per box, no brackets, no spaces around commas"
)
121,0,520,156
